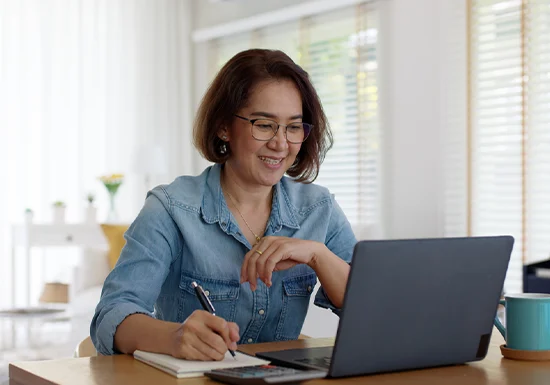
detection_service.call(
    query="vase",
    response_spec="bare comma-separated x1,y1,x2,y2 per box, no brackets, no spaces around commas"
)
100,176,123,223
53,207,66,224
107,191,118,223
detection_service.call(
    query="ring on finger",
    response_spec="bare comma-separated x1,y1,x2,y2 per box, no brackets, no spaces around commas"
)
255,249,263,255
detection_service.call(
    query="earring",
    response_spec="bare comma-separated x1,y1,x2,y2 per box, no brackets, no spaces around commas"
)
222,135,228,140
220,143,227,154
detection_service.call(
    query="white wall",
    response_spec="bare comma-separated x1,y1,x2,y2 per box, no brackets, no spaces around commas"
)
190,0,460,337
379,0,446,239
192,0,312,30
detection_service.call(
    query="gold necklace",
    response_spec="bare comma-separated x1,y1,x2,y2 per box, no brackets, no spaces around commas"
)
223,187,269,247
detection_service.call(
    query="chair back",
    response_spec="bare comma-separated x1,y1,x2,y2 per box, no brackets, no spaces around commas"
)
75,336,97,357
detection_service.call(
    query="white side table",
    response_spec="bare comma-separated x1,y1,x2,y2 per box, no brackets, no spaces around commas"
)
11,223,108,308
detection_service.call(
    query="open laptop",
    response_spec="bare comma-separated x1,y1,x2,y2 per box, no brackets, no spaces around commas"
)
257,236,514,378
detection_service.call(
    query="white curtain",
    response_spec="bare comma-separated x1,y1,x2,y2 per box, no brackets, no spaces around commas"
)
0,0,192,309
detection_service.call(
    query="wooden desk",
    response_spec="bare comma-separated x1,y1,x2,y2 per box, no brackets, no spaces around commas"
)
8,330,550,385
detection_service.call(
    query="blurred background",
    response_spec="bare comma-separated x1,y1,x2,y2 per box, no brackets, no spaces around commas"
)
1,0,549,379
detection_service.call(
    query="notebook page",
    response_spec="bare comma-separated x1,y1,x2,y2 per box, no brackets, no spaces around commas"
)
134,350,270,378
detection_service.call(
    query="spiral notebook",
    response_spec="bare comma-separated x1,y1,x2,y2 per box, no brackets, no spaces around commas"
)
134,350,270,378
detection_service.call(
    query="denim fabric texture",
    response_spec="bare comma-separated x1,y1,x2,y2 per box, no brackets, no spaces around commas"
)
91,164,356,355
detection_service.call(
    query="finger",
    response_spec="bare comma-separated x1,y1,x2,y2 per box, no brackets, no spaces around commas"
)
228,321,240,335
228,322,240,348
262,247,284,285
185,345,213,361
255,243,282,286
189,331,226,361
261,240,294,284
205,318,237,352
253,246,270,285
195,328,229,359
203,314,234,350
246,246,264,291
242,237,275,284
179,335,215,361
241,240,265,284
188,345,214,361
247,253,261,290
242,247,264,287
241,249,253,284
182,312,227,360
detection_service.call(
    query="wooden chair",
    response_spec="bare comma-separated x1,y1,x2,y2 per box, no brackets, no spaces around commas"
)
74,336,97,358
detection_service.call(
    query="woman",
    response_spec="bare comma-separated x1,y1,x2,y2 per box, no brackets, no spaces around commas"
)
91,49,356,360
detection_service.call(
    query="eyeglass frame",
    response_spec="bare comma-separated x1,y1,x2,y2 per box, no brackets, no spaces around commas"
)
233,114,312,144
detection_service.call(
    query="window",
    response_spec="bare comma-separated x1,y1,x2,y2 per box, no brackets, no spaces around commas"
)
446,0,550,293
206,3,381,233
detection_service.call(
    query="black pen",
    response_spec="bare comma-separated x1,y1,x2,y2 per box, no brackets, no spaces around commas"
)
192,281,237,360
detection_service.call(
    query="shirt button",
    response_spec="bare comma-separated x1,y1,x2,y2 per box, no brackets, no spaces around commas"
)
247,338,253,343
307,286,312,293
258,309,265,315
221,222,227,226
204,290,210,296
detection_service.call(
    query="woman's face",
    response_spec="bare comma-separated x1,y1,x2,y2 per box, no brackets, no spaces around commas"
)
222,79,303,188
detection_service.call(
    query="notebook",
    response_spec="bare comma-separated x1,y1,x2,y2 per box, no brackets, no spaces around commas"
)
133,350,270,378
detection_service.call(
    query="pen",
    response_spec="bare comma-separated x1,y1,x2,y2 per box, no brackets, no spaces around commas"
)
192,281,237,360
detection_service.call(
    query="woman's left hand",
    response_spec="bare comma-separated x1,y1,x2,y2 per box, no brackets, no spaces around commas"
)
241,236,326,290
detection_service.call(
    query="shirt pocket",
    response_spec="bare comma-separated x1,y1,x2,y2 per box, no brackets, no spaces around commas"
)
179,271,240,323
275,272,317,341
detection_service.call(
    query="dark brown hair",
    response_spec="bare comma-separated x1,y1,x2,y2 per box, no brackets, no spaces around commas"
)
193,49,333,183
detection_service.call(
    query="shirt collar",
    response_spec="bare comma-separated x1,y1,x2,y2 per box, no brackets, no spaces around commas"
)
200,164,300,232
270,180,300,232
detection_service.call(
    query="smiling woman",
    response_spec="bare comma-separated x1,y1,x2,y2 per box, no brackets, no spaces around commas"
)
220,79,305,191
193,49,332,183
90,49,356,362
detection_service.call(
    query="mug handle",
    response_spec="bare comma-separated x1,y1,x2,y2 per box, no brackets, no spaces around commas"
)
494,299,506,339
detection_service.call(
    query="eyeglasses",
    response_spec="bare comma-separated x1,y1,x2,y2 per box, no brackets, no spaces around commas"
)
234,114,312,144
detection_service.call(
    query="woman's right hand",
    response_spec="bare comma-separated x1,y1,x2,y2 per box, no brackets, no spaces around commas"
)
170,310,240,360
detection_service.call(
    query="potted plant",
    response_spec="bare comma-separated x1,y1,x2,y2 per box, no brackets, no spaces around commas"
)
52,201,66,224
24,208,34,224
85,193,97,223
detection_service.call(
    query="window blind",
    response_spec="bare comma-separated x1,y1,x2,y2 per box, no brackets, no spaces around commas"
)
303,5,380,230
470,0,524,293
207,2,380,234
525,1,550,274
463,0,550,293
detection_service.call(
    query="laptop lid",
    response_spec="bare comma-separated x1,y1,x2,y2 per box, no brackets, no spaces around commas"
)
259,236,514,378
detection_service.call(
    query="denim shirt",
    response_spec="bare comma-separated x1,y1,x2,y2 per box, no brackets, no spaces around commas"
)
91,164,356,355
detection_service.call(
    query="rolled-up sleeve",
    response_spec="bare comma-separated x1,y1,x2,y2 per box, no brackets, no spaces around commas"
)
90,187,183,355
314,194,356,315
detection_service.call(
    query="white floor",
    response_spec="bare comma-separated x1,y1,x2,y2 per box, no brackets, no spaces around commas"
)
0,311,92,384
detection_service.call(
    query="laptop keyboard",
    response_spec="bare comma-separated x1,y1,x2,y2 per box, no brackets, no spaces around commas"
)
295,356,332,369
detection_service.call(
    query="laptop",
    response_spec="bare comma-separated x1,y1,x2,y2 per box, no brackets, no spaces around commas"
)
257,236,514,378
